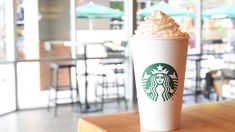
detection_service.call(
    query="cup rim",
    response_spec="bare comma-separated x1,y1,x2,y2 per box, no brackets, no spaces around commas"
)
130,36,189,40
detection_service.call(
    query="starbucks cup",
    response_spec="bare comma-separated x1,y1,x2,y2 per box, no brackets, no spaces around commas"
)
131,37,188,131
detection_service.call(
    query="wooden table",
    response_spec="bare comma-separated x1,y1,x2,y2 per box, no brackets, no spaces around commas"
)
78,101,235,132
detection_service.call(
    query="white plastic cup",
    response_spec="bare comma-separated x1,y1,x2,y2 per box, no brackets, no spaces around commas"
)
131,37,188,131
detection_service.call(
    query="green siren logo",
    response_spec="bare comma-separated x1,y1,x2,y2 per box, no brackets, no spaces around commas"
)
142,63,178,102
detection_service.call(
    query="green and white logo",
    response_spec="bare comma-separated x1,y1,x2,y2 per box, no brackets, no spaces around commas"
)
142,63,178,102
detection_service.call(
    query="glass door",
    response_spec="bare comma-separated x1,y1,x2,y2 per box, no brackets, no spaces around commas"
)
0,0,17,115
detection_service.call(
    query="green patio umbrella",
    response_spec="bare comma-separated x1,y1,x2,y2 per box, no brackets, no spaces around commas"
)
202,3,235,18
137,1,194,18
76,2,124,30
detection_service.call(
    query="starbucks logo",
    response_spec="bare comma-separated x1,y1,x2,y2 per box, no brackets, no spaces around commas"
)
142,63,178,102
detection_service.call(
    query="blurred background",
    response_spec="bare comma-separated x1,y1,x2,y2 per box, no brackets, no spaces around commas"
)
1,0,235,131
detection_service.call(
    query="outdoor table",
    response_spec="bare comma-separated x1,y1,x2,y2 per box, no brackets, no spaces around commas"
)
79,43,127,113
187,54,206,102
78,100,235,132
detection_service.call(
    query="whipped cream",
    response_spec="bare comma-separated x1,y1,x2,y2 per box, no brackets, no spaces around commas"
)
135,10,188,38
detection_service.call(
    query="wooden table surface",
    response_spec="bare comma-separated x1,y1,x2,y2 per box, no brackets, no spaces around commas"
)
78,101,235,132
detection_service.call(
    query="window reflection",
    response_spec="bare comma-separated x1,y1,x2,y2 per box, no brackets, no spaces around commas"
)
0,1,6,60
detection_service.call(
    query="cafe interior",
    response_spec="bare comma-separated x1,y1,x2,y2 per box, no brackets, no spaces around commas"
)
1,0,235,131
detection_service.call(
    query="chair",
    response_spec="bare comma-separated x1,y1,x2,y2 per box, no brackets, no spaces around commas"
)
205,69,235,101
103,41,126,57
47,61,81,116
95,59,128,110
204,70,218,100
